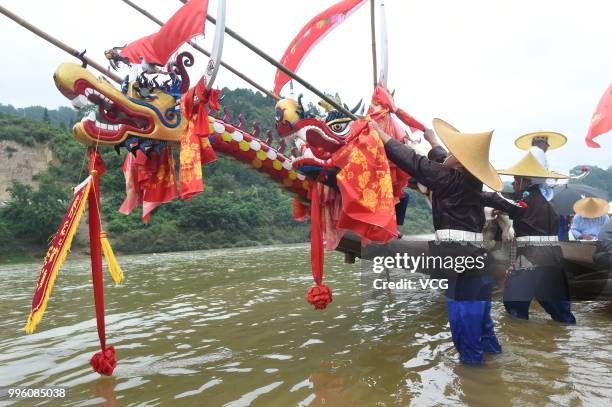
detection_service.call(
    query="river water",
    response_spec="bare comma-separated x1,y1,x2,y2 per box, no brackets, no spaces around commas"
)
0,244,611,406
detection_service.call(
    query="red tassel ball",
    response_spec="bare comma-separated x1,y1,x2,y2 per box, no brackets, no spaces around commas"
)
518,201,529,208
306,285,333,310
90,346,117,376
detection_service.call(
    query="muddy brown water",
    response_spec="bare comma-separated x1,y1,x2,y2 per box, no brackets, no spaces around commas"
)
0,245,611,406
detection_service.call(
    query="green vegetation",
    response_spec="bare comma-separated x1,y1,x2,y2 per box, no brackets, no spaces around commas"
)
570,165,612,197
0,89,437,263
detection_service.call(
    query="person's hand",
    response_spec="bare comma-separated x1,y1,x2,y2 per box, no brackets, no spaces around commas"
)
370,121,391,143
580,235,594,241
423,128,436,142
422,127,442,149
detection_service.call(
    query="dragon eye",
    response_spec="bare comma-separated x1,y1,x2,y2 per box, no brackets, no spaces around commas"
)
329,121,350,136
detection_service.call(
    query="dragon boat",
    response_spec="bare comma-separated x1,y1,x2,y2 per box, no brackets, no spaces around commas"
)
16,0,608,378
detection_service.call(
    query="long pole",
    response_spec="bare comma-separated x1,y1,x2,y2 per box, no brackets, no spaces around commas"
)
0,5,122,84
177,0,358,120
120,0,278,100
370,0,377,89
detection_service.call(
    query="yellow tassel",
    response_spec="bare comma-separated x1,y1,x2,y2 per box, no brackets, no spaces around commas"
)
101,232,123,285
25,179,92,334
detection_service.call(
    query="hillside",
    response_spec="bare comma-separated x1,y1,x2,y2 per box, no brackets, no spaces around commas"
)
0,89,435,263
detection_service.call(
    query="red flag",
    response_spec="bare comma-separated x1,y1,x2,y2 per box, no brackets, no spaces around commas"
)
120,0,209,65
273,0,367,96
586,84,612,148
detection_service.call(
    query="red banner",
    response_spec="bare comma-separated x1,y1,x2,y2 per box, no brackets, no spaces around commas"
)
121,0,210,65
586,84,612,148
120,147,178,221
25,177,92,333
273,0,367,96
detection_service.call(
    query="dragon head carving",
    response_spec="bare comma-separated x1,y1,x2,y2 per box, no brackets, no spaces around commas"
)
274,96,362,170
53,54,194,148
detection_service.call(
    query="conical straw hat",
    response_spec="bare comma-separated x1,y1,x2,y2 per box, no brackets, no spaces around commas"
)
573,197,610,218
498,152,569,179
515,131,567,151
432,118,503,192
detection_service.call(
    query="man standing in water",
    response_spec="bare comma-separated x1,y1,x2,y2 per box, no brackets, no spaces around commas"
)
375,118,508,365
497,153,576,324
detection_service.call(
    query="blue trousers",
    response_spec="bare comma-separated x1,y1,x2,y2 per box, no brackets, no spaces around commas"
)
503,268,576,324
446,275,502,365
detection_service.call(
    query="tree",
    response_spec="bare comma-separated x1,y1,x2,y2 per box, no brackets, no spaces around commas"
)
43,108,50,123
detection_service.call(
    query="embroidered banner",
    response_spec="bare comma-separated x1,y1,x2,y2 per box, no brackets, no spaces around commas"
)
25,176,92,333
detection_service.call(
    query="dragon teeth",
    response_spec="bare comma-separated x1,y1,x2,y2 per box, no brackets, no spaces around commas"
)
81,111,96,123
71,95,90,109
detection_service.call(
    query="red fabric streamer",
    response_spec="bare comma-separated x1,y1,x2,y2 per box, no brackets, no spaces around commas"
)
179,79,219,200
88,150,115,376
120,147,178,221
273,0,367,96
292,198,310,221
90,346,117,376
370,84,425,132
306,182,333,310
331,120,399,244
120,0,210,66
183,78,221,138
586,84,612,148
368,84,424,198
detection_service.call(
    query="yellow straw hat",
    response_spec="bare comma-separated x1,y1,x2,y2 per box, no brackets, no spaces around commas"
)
432,118,503,192
515,131,567,151
497,152,569,179
573,197,610,218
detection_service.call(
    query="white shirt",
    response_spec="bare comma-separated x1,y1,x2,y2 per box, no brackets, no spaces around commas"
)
529,146,555,201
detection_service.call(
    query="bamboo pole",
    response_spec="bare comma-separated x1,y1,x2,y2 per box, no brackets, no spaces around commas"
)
120,0,278,100
176,0,358,120
0,5,122,84
370,0,378,89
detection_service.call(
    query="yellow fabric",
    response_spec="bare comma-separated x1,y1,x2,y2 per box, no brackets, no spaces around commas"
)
25,180,91,334
101,233,124,285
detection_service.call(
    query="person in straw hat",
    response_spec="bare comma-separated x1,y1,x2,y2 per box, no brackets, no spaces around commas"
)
570,197,610,241
515,131,567,201
375,118,523,365
497,152,576,324
514,131,567,170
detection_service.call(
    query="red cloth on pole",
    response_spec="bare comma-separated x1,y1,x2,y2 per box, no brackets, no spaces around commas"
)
331,120,399,244
586,84,612,148
119,147,178,221
87,150,116,376
306,182,333,310
120,0,210,65
273,0,367,96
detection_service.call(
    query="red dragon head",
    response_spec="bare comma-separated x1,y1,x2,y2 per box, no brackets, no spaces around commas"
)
274,96,362,169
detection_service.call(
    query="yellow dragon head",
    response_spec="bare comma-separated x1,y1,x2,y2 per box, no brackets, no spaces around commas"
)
54,62,187,147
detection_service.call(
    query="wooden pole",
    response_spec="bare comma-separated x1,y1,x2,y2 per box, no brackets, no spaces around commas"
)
0,5,122,84
370,0,378,89
120,0,278,100
177,0,358,120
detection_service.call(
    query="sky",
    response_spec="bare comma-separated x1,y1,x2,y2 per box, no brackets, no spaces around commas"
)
0,0,610,172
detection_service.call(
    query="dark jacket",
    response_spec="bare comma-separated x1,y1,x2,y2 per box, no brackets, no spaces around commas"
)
385,139,498,232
